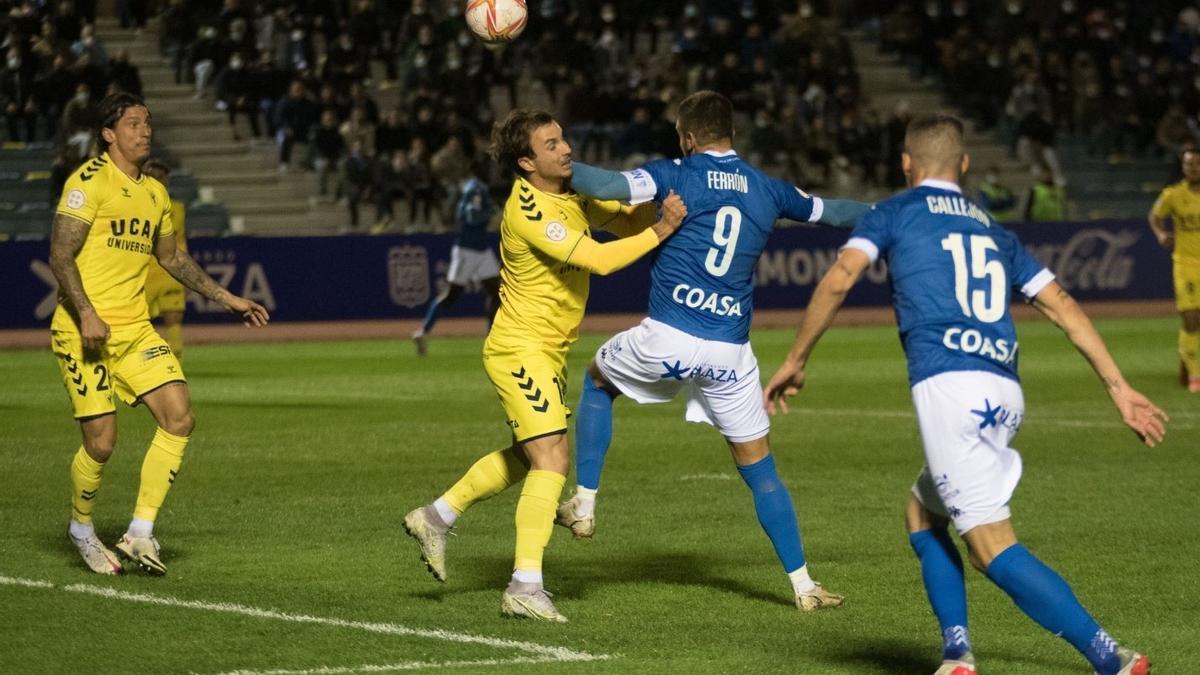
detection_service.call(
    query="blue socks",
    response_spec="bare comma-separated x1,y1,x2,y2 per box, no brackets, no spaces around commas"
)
575,372,616,490
987,543,1119,674
736,454,806,572
909,529,971,660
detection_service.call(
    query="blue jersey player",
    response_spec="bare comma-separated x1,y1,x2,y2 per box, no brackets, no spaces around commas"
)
764,114,1164,675
558,91,871,610
412,163,501,356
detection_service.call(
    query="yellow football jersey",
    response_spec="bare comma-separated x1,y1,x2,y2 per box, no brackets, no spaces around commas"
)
51,153,175,329
1152,181,1200,261
485,176,625,351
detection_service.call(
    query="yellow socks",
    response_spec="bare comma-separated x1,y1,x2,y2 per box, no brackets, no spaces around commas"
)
513,470,566,572
132,428,189,522
1181,328,1200,378
164,323,183,359
70,446,104,524
442,447,529,515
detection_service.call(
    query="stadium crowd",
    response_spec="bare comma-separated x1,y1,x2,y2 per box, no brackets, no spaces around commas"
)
875,0,1200,185
6,1,1200,229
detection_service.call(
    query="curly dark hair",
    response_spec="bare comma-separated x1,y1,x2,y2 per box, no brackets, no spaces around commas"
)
96,92,148,152
488,108,557,177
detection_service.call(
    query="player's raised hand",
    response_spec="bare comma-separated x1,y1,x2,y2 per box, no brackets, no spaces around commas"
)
223,295,271,327
763,360,807,416
652,190,687,241
1111,386,1168,447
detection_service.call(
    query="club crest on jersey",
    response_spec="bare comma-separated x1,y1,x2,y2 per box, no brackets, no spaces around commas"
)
545,221,567,242
387,245,431,308
66,189,85,209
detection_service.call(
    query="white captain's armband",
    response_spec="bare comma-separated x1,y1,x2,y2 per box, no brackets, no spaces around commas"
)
622,168,658,205
1021,269,1056,299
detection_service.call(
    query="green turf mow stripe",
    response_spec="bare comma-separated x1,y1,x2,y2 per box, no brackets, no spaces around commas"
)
0,575,610,667
216,655,588,675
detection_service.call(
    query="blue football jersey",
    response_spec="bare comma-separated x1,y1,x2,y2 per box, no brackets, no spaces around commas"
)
624,150,822,343
845,180,1054,386
455,178,494,251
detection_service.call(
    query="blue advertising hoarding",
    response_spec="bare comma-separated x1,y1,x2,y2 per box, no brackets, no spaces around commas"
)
0,220,1171,329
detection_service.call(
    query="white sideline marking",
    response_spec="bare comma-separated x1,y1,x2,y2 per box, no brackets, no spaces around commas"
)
0,576,609,669
679,473,735,481
216,656,564,675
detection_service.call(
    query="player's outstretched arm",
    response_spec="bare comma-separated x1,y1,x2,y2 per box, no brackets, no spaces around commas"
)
154,234,270,327
570,161,633,202
814,198,872,228
764,247,871,415
1032,281,1168,447
566,191,687,275
49,212,110,349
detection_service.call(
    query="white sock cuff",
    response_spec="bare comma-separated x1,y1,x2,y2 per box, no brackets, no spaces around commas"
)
127,518,154,538
432,498,458,527
788,565,816,593
512,568,543,585
69,520,95,539
575,486,598,499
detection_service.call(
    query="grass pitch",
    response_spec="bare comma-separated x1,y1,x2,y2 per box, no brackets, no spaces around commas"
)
1,317,1196,674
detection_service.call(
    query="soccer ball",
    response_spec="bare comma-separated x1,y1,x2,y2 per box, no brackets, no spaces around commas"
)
464,0,528,44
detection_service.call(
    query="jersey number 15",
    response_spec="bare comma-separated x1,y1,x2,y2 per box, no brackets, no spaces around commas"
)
941,233,1005,323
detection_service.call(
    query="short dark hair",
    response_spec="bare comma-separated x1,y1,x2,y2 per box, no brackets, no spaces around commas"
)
904,113,966,171
1180,145,1199,161
488,108,556,176
97,92,147,152
676,90,734,146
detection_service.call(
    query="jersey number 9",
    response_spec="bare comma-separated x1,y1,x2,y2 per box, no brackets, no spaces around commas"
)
705,206,742,277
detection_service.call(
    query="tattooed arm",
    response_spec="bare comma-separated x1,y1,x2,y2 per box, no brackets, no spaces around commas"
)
155,233,271,327
49,212,109,349
1032,281,1167,446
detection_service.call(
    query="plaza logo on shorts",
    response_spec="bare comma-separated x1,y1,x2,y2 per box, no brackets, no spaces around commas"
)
387,245,431,308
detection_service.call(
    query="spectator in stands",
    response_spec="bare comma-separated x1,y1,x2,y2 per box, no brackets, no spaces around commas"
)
311,109,345,197
375,107,410,158
372,150,412,232
34,54,76,141
406,136,438,229
118,0,149,31
160,0,194,84
977,166,1018,222
347,83,379,125
431,135,471,220
58,82,96,160
215,52,260,141
1,48,37,142
323,32,364,92
70,24,107,66
107,49,141,96
188,26,224,99
339,105,375,157
339,139,373,231
274,80,318,173
53,1,83,45
1022,163,1068,222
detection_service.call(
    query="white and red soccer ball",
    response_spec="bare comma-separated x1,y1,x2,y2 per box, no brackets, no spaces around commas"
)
464,0,528,44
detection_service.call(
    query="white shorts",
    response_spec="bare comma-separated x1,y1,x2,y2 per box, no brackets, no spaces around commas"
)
594,318,769,442
910,370,1025,535
447,245,500,286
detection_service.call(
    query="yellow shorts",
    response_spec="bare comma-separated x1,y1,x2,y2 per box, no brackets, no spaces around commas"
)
145,274,186,317
483,346,571,443
1175,259,1200,312
51,321,186,419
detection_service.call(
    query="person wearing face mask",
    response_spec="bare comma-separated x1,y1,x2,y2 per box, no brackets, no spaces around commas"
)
187,26,224,99
60,83,98,158
71,24,109,67
1,49,37,142
214,52,261,141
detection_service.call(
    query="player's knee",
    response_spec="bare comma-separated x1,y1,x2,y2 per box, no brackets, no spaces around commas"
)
1183,311,1200,332
83,442,115,462
162,410,195,437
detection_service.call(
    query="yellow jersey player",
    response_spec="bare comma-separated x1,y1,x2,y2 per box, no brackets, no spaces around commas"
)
142,159,188,359
49,93,269,576
403,109,686,622
1149,147,1200,392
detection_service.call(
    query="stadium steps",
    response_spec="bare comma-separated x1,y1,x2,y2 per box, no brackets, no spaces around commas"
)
93,17,351,235
843,29,1031,198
